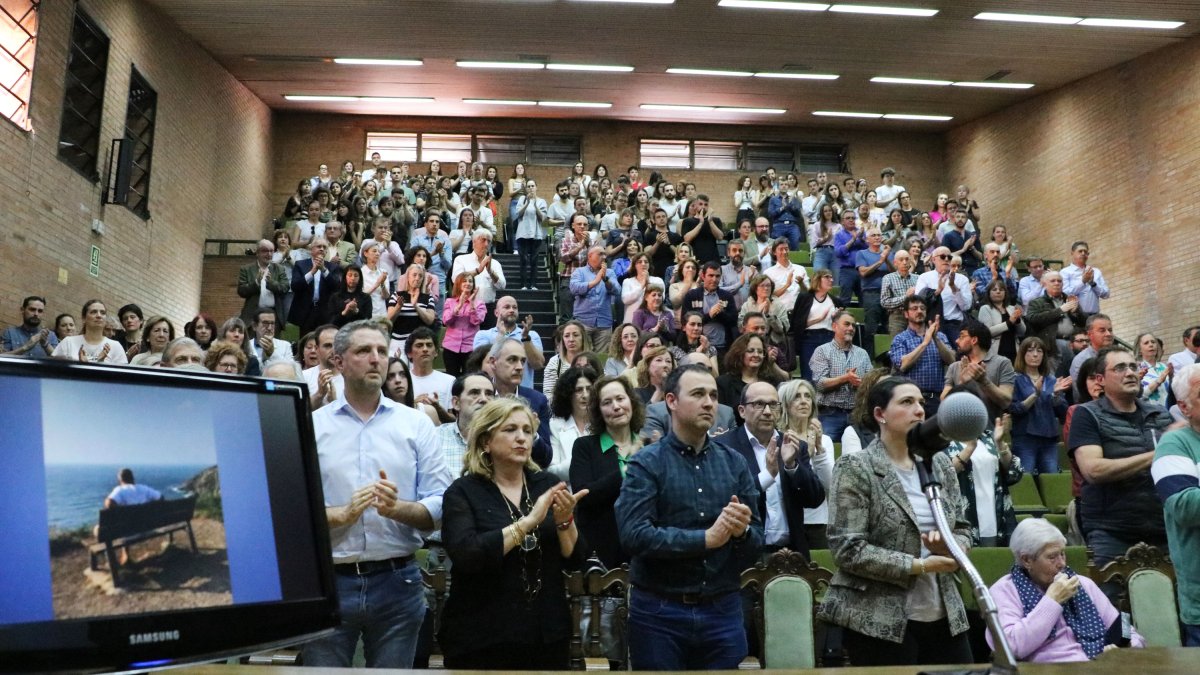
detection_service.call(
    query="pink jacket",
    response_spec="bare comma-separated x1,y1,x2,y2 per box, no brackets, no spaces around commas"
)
442,297,486,354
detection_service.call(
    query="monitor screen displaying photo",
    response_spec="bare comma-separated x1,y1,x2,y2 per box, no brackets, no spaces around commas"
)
0,357,338,672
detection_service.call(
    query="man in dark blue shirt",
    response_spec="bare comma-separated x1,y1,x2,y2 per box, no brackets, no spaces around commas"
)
616,364,763,670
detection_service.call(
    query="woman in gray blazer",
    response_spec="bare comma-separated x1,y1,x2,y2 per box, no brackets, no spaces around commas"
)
819,377,974,666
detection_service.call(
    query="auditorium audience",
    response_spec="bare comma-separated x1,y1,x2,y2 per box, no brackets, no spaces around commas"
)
548,366,596,482
53,300,128,364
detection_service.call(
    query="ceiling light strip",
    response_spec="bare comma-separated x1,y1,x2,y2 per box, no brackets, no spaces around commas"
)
538,101,613,108
333,58,423,66
951,81,1035,89
284,95,433,103
666,67,754,77
463,99,538,106
717,0,829,10
974,12,1081,25
546,63,635,72
975,12,1183,29
871,76,952,86
812,111,883,118
882,113,953,121
641,104,716,111
1078,18,1184,29
456,61,545,69
570,0,674,4
828,4,938,17
754,72,839,80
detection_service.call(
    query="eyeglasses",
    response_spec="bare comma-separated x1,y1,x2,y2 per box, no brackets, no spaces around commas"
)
1107,362,1138,374
744,401,782,412
936,254,952,260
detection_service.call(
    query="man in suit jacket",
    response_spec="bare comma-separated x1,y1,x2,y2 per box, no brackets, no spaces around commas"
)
238,239,291,326
641,399,736,444
715,382,825,560
681,262,740,354
289,237,342,335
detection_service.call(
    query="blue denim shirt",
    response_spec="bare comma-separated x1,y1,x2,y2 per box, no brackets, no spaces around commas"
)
569,265,620,329
616,431,763,596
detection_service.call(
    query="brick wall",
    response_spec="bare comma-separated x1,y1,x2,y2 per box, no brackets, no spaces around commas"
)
270,113,946,231
945,36,1200,349
0,0,272,331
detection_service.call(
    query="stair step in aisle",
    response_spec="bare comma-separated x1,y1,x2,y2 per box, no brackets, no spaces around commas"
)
491,252,557,390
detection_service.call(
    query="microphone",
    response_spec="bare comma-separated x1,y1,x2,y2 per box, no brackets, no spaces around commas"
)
907,392,989,462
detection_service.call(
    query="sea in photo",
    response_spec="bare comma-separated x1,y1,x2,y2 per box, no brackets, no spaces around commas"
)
45,464,212,531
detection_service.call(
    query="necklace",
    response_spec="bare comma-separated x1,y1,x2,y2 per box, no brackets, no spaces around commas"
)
502,476,542,600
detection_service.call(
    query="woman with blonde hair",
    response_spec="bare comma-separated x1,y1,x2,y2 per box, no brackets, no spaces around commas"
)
778,378,835,550
604,323,641,378
439,398,587,670
633,345,675,405
543,320,592,400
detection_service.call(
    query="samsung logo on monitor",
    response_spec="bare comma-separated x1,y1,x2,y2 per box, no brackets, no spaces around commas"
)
128,630,181,645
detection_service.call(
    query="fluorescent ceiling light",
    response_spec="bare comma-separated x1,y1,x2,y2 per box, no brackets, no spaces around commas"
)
284,95,433,103
333,58,422,66
666,67,754,77
883,113,953,121
456,61,545,69
718,0,829,10
641,104,717,112
1078,18,1184,29
570,0,673,4
813,111,883,118
538,101,613,108
463,99,537,106
718,107,787,114
546,63,635,72
871,76,951,86
755,72,839,80
829,4,937,17
974,12,1081,25
952,81,1035,89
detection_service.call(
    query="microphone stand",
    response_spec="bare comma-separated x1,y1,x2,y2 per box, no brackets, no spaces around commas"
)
914,451,1018,675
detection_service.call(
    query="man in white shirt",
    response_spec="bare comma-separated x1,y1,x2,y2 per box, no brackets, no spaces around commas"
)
450,229,505,328
1017,256,1048,309
764,239,808,312
800,178,822,224
361,152,385,184
1059,240,1110,316
873,167,905,216
546,180,574,239
657,183,685,230
406,327,454,422
303,324,344,411
913,246,973,343
251,308,293,370
304,320,448,669
1169,326,1200,374
464,186,495,233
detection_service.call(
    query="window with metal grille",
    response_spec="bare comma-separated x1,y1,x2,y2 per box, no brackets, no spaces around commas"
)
477,135,526,165
529,136,579,165
744,143,794,172
639,139,690,169
420,133,472,163
122,67,156,218
693,141,740,171
365,132,417,162
57,6,108,180
0,0,38,131
797,145,847,173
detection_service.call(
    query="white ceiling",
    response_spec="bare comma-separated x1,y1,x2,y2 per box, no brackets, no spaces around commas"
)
146,0,1200,129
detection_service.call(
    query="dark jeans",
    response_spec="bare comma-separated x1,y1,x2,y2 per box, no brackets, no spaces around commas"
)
442,348,470,377
861,289,884,356
628,587,746,670
1013,432,1059,475
939,318,962,347
818,407,851,442
920,392,941,419
302,562,426,668
798,328,833,382
1185,623,1200,647
480,301,497,331
558,278,574,321
517,237,540,288
843,619,972,667
1085,530,1166,607
772,222,802,251
837,267,859,305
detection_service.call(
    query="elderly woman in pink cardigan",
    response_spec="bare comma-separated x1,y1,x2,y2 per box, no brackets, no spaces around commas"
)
988,518,1144,662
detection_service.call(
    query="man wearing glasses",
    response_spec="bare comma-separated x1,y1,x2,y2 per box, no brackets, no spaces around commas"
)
913,245,973,343
1068,346,1173,595
1025,270,1087,377
810,310,873,440
716,382,825,562
1060,241,1110,318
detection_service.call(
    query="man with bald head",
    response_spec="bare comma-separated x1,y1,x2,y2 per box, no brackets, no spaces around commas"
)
716,382,825,560
471,295,544,388
880,248,918,336
1026,269,1086,375
912,245,972,343
237,239,290,326
159,337,204,369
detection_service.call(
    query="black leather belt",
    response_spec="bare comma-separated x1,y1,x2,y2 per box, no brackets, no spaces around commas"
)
920,391,940,400
333,555,414,576
638,586,736,606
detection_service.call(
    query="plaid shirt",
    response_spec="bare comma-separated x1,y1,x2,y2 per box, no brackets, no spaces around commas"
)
810,341,873,409
434,421,468,479
880,271,918,312
889,328,950,394
559,230,589,279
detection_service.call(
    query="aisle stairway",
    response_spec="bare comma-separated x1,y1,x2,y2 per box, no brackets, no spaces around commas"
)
492,250,557,390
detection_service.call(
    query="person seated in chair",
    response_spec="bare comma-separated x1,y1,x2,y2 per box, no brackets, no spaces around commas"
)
989,517,1144,663
95,468,163,564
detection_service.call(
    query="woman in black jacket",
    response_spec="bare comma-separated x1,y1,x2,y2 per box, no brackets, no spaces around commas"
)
325,264,372,326
791,268,841,381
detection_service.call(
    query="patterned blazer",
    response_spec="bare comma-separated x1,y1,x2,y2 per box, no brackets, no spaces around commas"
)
818,439,972,643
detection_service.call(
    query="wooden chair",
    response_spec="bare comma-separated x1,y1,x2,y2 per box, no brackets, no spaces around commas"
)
566,565,631,671
741,549,833,669
1088,543,1181,647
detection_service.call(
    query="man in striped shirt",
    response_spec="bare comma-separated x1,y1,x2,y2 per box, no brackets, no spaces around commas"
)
1152,363,1200,646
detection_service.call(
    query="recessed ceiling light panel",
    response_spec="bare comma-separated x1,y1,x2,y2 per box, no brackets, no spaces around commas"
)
871,76,952,86
829,4,938,17
333,58,423,66
546,63,635,72
718,0,829,10
755,72,840,80
456,61,545,69
974,12,1081,25
812,110,883,118
666,67,754,77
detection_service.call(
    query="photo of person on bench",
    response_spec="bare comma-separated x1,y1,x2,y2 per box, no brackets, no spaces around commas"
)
92,468,163,566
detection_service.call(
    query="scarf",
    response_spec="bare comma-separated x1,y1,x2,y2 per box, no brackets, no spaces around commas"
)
1009,564,1106,659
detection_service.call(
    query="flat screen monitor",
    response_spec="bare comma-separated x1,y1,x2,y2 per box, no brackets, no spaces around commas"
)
0,356,338,672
